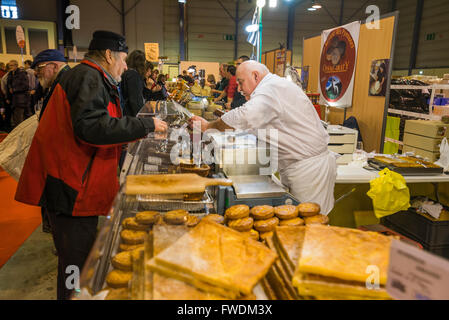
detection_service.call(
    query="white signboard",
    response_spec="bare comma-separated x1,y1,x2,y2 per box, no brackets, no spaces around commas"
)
387,239,449,300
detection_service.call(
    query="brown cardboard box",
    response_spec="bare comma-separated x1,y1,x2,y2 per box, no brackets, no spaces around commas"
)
404,120,449,138
403,145,440,162
403,132,442,152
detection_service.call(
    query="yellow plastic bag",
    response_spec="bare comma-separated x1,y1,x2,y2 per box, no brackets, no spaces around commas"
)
366,168,410,219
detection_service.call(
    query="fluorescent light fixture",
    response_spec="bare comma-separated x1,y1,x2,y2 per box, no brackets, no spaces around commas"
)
311,0,321,8
269,0,277,8
257,0,266,8
178,0,186,3
245,24,260,33
419,70,423,75
307,7,317,11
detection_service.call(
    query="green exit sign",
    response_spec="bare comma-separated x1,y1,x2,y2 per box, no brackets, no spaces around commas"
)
223,34,235,41
426,33,436,41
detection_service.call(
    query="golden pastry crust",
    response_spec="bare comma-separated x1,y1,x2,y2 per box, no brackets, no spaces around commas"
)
111,251,133,271
279,217,305,227
297,202,321,217
250,205,275,220
186,214,201,228
225,205,250,220
105,288,129,300
121,217,149,231
274,205,299,220
130,246,144,263
135,211,160,225
202,214,225,225
105,270,133,289
304,214,329,225
120,229,147,245
164,210,189,225
241,229,260,242
228,217,254,232
119,243,144,252
260,231,274,241
253,217,280,233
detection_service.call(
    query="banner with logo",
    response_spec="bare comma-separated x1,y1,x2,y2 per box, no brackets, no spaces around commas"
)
318,21,360,107
144,43,159,62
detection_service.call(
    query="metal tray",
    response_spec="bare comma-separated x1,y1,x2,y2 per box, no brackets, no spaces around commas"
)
368,158,443,176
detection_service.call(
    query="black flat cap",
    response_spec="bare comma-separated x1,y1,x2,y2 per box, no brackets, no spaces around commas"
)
88,30,128,53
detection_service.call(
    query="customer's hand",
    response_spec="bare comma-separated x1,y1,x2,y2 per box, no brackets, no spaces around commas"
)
153,118,168,133
189,115,209,132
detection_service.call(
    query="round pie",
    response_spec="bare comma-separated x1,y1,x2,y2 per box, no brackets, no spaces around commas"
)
225,205,250,220
119,243,144,252
304,214,329,225
120,229,147,245
186,214,201,227
111,251,132,271
297,202,321,217
228,217,254,232
250,205,275,220
279,217,305,227
163,210,188,225
253,217,279,233
274,205,298,220
259,231,274,241
121,217,149,231
135,211,160,225
106,270,133,289
202,214,225,225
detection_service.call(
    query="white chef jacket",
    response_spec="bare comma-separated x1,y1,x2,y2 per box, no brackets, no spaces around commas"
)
221,73,337,214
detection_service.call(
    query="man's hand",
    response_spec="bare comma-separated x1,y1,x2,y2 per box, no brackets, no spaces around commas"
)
188,115,209,132
153,117,168,133
225,102,231,110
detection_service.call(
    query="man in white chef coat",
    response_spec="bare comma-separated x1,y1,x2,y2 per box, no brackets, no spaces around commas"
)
189,60,337,214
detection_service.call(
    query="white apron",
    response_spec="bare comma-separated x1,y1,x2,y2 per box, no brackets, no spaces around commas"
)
280,151,338,215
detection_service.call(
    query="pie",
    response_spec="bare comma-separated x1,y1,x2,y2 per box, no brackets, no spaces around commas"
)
304,214,329,225
121,217,150,231
119,243,144,252
185,214,201,227
228,217,254,232
279,217,304,227
274,205,298,220
225,205,250,220
250,205,275,220
253,217,279,233
163,210,188,225
111,251,133,271
106,270,133,289
135,211,160,225
151,220,277,296
297,203,320,217
120,229,147,245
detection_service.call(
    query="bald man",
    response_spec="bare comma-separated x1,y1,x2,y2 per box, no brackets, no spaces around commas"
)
190,61,337,214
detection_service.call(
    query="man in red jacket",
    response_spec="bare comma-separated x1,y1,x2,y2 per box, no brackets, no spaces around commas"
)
15,30,167,300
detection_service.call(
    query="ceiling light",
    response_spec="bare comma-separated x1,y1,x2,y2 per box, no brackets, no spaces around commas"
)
311,1,322,8
269,0,277,8
257,0,266,8
307,7,317,11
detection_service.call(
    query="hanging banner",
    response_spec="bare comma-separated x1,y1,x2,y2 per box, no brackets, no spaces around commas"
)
144,43,159,63
15,25,25,48
318,21,360,107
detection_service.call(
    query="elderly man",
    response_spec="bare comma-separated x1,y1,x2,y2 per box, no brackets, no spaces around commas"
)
30,49,70,120
190,61,337,214
16,30,167,300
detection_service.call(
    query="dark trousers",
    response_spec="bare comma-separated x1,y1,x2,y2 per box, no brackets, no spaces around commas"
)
45,209,98,300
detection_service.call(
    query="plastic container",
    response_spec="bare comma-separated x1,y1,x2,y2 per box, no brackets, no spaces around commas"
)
381,208,449,247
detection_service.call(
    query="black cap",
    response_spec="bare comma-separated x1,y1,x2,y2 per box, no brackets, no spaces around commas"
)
88,30,128,53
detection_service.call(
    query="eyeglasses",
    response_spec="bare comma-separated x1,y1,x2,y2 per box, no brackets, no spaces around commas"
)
35,62,56,71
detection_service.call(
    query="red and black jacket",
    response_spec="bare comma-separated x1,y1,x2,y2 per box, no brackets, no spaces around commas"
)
15,59,155,217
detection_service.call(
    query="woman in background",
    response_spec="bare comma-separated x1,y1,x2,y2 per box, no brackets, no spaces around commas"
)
121,50,147,116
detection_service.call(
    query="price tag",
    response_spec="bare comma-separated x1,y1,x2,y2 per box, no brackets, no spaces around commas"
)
387,239,449,300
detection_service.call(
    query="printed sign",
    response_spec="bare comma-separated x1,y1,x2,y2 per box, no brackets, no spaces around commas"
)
318,21,360,107
144,43,160,62
387,239,449,300
369,59,390,97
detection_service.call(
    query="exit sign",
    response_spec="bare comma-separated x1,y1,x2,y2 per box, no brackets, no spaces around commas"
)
425,33,436,41
223,34,235,41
